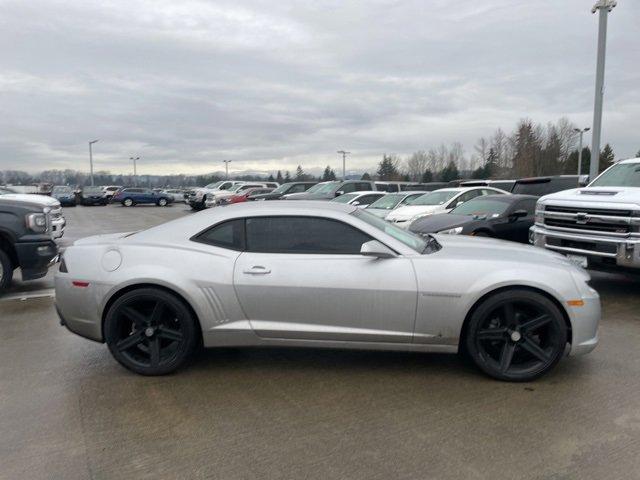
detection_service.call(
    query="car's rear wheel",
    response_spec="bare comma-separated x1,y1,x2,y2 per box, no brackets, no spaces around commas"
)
104,288,199,375
0,249,13,292
122,198,134,207
465,289,567,382
157,198,168,206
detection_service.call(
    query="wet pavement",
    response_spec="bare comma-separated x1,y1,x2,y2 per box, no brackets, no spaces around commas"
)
1,204,640,479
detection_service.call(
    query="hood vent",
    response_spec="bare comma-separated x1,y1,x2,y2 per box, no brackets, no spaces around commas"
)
578,190,618,196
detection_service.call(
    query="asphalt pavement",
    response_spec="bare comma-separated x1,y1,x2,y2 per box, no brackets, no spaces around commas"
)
1,203,640,479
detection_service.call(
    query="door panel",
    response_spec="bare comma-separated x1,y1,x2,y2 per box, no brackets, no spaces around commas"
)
233,253,418,343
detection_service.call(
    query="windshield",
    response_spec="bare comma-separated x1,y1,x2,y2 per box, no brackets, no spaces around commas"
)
204,181,224,189
53,186,73,194
332,192,359,204
367,193,403,210
83,187,103,194
306,182,339,194
353,209,427,253
450,198,509,216
590,163,640,188
410,190,458,206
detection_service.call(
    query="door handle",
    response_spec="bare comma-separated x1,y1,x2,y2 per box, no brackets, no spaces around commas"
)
243,265,271,275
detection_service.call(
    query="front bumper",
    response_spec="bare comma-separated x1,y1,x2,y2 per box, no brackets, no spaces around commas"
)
568,293,600,356
51,216,66,239
15,240,58,280
531,225,640,271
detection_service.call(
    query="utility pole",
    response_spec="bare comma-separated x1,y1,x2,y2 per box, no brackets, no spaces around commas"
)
222,160,232,179
573,127,590,179
88,139,99,186
129,157,140,186
337,150,350,180
589,0,616,181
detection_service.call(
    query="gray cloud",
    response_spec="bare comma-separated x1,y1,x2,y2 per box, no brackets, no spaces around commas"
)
0,0,638,176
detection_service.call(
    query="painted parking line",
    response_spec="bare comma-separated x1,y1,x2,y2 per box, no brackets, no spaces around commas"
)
0,288,55,302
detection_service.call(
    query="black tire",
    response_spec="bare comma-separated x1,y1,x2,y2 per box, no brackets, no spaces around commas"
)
122,198,135,207
104,288,199,375
465,289,567,382
190,201,205,211
157,198,168,207
0,249,13,293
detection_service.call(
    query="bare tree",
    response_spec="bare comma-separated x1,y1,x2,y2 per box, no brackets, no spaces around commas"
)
405,151,429,181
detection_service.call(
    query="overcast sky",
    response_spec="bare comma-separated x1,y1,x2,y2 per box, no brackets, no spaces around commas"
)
0,0,638,176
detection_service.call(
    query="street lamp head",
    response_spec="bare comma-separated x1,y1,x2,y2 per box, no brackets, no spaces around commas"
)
592,0,616,13
585,127,591,132
89,139,99,145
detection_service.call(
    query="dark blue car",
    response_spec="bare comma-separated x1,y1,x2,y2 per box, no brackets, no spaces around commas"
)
51,185,77,206
112,188,174,207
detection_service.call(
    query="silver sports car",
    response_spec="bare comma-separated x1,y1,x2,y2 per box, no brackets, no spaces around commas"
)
55,201,600,381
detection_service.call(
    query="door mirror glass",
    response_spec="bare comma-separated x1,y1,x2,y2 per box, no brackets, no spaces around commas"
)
335,190,344,197
360,240,396,258
351,201,360,206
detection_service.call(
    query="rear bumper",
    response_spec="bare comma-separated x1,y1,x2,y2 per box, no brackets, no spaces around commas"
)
531,225,640,270
15,240,58,280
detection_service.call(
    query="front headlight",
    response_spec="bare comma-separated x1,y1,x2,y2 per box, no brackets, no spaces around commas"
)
439,226,463,235
535,204,544,225
26,213,47,233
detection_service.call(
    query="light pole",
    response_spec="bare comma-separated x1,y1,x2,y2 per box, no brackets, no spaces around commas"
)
589,0,616,181
222,160,232,179
573,127,590,178
88,139,99,186
129,157,140,186
337,150,350,180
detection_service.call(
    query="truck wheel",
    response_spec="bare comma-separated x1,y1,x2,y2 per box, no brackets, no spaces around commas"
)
0,249,13,292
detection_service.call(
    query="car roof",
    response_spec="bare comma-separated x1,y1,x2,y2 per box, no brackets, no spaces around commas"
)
617,158,640,164
476,194,537,202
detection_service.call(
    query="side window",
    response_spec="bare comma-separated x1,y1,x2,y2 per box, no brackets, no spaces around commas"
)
246,217,372,254
356,194,381,206
194,219,245,250
356,182,372,191
401,193,421,205
516,199,536,215
453,190,478,206
289,184,306,193
341,183,356,193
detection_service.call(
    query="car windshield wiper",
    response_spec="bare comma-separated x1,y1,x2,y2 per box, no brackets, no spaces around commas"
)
422,234,442,254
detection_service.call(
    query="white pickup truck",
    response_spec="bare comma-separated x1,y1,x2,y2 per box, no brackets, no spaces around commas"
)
531,157,640,273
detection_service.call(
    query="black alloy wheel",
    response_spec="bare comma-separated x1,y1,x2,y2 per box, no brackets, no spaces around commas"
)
104,288,199,375
0,249,13,292
465,289,567,381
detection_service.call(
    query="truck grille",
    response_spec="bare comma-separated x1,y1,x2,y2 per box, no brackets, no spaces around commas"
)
542,205,633,236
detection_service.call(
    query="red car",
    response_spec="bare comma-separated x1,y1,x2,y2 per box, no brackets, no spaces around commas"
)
226,187,275,204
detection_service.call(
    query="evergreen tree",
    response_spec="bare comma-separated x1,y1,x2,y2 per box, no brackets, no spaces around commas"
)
599,144,615,173
295,165,305,180
439,160,460,182
361,172,371,180
636,149,640,158
276,170,283,183
564,147,591,175
284,171,291,182
376,155,400,180
267,174,275,182
421,170,433,183
322,166,336,181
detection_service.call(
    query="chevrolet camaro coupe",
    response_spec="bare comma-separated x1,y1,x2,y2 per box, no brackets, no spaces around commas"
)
55,202,600,381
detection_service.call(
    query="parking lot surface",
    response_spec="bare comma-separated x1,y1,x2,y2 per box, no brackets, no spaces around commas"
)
2,204,640,479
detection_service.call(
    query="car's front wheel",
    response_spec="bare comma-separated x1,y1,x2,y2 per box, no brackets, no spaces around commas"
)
104,288,199,375
465,289,567,382
0,249,13,292
157,198,168,206
122,198,134,207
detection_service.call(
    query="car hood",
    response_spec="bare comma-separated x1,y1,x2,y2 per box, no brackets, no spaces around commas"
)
0,193,61,208
539,186,640,208
410,214,475,233
366,208,394,218
434,233,572,268
386,204,444,221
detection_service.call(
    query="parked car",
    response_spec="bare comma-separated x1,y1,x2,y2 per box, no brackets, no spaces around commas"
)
187,181,246,210
218,187,276,205
410,194,537,243
204,183,271,208
461,179,517,192
250,182,317,200
283,180,377,200
401,182,448,192
0,186,66,239
0,197,58,292
102,185,123,200
531,158,640,274
55,201,599,381
385,187,509,228
365,191,427,218
112,188,174,207
161,189,187,202
52,185,77,206
79,186,109,206
331,191,386,207
511,175,583,197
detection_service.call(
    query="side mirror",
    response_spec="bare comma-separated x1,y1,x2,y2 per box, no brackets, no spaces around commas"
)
352,201,360,206
360,240,396,259
509,209,527,222
335,190,344,197
456,201,464,207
